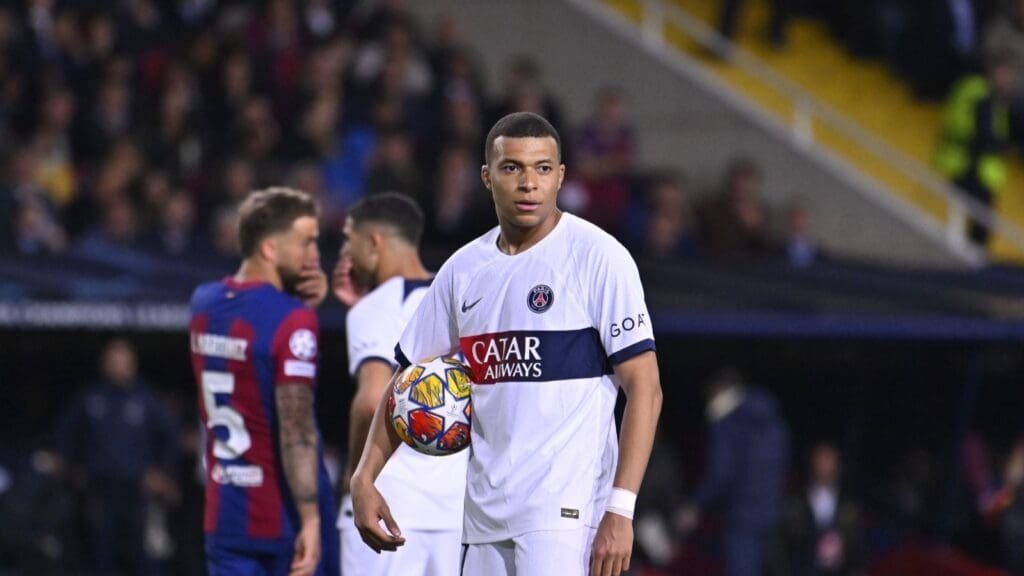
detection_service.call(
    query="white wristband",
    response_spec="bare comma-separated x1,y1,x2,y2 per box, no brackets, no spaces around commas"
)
605,487,637,520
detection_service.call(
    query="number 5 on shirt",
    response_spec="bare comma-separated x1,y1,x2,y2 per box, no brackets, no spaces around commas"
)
202,370,252,459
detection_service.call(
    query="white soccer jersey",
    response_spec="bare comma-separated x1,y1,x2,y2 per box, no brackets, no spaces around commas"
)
396,213,656,543
344,276,467,532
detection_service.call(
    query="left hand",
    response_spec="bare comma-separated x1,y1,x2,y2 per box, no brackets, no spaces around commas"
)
290,518,321,576
590,511,633,576
296,268,328,308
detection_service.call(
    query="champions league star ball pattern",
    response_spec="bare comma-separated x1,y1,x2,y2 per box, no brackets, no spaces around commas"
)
388,356,472,456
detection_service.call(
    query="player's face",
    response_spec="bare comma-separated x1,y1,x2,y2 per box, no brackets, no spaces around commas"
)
274,215,320,294
340,217,376,287
482,136,565,232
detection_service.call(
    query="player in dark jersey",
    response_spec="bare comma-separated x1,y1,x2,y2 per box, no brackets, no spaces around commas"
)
189,187,338,576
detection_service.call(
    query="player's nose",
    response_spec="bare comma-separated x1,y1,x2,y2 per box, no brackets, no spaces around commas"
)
518,170,538,191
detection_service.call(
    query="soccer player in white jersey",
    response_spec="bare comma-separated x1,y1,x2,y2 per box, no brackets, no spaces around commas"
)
351,112,663,576
333,193,467,575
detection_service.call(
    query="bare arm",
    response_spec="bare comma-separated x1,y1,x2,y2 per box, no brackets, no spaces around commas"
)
592,350,662,576
612,350,662,492
343,360,396,491
275,383,322,575
349,369,406,552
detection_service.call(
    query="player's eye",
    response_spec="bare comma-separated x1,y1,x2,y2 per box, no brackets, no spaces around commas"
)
536,165,551,174
502,164,519,173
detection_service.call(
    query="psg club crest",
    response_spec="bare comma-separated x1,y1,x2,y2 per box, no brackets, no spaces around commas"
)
527,284,554,313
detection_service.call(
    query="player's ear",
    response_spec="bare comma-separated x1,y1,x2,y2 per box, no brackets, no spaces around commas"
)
370,230,386,250
481,164,492,190
557,164,565,189
259,235,278,263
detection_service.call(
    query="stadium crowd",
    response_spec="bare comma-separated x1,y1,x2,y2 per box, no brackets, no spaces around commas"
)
0,0,823,274
0,1,1022,575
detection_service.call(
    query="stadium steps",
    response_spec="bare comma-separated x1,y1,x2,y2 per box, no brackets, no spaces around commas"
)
404,0,963,266
606,0,1024,262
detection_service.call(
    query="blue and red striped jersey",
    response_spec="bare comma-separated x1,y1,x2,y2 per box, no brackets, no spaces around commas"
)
189,277,335,553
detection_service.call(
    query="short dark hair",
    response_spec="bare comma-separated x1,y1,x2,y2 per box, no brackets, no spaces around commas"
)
237,187,319,257
484,112,562,163
348,192,425,247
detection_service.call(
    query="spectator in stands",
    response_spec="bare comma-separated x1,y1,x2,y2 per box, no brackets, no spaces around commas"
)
984,0,1024,93
353,0,418,44
571,86,636,236
432,84,485,162
144,190,200,257
776,441,866,576
14,193,67,255
75,194,139,255
428,16,485,123
212,50,256,135
780,201,821,268
637,174,699,260
934,51,1017,247
77,76,133,165
233,95,285,185
53,339,180,576
2,148,67,255
208,203,242,265
366,128,422,198
298,88,376,212
984,0,1024,147
353,18,433,101
423,143,492,248
904,0,984,100
219,156,258,207
488,54,566,141
697,158,772,258
677,367,790,576
718,0,790,49
31,87,77,210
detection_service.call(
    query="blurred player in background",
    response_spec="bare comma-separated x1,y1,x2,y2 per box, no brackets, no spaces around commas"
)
351,112,663,576
189,187,337,576
332,192,467,575
54,338,179,575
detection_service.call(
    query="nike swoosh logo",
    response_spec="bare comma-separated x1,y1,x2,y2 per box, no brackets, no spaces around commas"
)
461,297,483,313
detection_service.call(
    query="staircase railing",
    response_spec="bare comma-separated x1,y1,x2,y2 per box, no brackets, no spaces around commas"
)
568,0,1024,266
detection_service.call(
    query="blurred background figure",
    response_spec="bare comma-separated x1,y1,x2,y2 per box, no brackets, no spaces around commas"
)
424,143,491,249
0,448,73,575
934,51,1018,248
633,429,687,571
999,439,1024,575
52,338,180,576
571,86,636,237
780,200,820,268
776,441,866,576
630,174,699,260
487,54,565,140
697,158,772,258
677,367,790,576
718,0,790,49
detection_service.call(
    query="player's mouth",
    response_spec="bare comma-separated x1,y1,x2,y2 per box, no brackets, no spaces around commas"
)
514,200,540,212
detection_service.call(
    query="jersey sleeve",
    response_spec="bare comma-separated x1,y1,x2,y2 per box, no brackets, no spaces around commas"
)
395,260,459,367
586,240,656,366
345,300,401,376
271,307,320,386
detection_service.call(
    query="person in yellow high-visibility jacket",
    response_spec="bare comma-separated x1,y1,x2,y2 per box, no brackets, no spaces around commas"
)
935,52,1018,247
